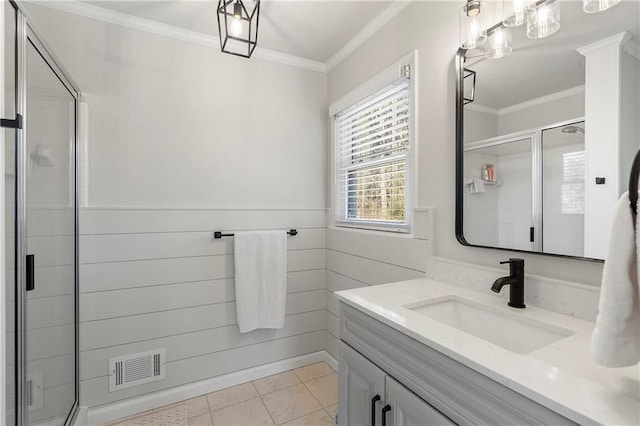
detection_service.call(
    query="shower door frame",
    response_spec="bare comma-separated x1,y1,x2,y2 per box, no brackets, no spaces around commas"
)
462,116,586,255
8,1,81,425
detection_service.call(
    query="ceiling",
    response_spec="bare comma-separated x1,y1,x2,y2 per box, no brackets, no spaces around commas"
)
82,0,396,63
465,1,640,110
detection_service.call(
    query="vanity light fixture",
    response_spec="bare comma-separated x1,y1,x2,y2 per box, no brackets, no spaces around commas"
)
503,0,535,27
217,0,260,58
460,0,487,49
464,0,616,58
486,27,513,59
583,0,621,13
527,0,560,39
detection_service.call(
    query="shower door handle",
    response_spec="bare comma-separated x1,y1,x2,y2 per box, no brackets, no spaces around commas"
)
26,254,35,291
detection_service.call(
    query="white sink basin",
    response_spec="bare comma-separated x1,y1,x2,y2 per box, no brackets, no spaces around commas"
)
404,296,574,354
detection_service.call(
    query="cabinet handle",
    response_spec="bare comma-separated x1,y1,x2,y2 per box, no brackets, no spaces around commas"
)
26,254,35,291
381,404,391,426
371,395,380,426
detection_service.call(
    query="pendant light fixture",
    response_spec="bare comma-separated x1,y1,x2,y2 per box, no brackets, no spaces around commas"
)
583,0,621,13
527,0,560,40
460,0,487,49
217,0,260,58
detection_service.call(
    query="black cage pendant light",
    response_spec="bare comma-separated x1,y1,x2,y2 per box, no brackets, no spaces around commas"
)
217,0,261,58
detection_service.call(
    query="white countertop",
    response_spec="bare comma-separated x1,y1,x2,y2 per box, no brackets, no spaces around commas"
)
335,278,640,425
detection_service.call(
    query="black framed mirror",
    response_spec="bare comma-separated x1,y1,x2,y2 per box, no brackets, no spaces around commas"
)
455,0,640,261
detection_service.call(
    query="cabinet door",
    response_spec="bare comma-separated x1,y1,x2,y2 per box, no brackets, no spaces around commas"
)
339,341,386,426
384,376,455,426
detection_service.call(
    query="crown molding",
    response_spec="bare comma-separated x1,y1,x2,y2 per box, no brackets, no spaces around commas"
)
465,103,499,116
498,85,585,116
466,85,585,116
325,0,412,72
577,31,632,56
622,39,640,60
253,49,326,73
33,0,327,73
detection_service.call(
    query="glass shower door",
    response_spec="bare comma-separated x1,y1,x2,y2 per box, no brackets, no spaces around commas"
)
4,2,17,425
23,37,77,425
542,122,586,257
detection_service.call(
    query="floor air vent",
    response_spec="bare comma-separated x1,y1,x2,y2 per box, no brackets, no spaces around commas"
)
109,348,165,392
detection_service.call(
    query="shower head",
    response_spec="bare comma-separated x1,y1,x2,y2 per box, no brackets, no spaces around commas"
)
562,125,585,134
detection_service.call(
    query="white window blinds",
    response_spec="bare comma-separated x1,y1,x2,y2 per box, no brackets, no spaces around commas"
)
335,78,411,231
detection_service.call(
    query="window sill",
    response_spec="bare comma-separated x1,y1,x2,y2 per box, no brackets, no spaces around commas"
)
332,223,412,238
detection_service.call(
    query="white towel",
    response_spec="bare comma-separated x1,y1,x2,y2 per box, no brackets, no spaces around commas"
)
590,192,640,367
469,178,485,194
234,230,287,333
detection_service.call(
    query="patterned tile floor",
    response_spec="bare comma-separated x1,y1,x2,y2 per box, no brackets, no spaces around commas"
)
108,361,338,426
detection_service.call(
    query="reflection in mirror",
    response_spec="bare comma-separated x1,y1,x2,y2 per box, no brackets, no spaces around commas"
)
456,1,640,260
542,122,585,257
464,137,533,252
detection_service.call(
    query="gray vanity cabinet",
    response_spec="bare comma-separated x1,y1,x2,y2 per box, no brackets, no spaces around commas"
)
339,341,454,426
338,341,386,426
338,302,577,426
385,376,455,426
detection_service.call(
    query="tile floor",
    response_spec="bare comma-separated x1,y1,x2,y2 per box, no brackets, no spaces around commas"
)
109,361,338,426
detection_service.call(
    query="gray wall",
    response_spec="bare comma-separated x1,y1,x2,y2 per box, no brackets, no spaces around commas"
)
499,91,584,135
619,49,640,198
24,5,327,209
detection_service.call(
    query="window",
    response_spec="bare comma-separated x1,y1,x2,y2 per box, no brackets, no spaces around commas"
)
561,150,585,214
334,77,411,232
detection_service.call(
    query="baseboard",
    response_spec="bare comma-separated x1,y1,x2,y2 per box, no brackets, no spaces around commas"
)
72,406,89,426
322,348,338,371
88,350,338,425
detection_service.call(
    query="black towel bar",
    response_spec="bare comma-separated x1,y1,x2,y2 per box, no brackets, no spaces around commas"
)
214,229,298,239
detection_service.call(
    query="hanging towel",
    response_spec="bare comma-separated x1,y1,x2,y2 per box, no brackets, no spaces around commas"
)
469,178,485,194
234,230,287,333
590,192,640,367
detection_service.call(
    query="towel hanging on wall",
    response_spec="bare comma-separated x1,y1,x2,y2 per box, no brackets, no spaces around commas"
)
233,230,287,333
590,192,640,367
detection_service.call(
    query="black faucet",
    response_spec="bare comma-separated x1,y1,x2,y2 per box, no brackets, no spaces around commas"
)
491,258,526,308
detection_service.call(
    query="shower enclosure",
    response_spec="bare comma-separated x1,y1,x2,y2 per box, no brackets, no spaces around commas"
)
3,2,80,425
463,119,586,257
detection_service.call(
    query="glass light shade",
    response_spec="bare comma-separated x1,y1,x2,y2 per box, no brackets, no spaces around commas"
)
527,0,560,40
486,27,512,59
460,1,487,49
503,0,535,27
583,0,621,13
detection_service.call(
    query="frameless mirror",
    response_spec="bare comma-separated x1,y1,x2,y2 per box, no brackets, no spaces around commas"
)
455,1,640,260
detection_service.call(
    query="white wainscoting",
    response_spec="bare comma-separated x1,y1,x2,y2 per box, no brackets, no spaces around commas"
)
79,208,327,409
324,219,429,359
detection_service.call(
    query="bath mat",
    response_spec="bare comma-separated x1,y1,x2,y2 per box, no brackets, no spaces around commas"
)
107,403,188,426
